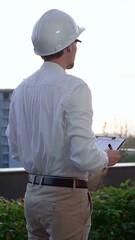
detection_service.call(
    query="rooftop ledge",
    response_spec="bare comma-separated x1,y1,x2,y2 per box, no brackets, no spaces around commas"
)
0,163,134,199
0,163,135,173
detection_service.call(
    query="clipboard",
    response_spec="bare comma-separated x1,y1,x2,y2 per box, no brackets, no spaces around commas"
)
96,135,126,150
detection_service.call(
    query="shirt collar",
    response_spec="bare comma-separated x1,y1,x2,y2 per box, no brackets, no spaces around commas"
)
41,61,66,74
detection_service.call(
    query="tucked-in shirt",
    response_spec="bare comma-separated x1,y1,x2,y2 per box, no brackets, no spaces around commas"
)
6,62,108,180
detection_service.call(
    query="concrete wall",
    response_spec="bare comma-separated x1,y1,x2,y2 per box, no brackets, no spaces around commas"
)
0,163,135,200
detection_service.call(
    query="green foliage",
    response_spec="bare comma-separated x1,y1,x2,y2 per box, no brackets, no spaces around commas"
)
120,135,135,162
89,179,135,240
119,151,135,163
123,136,135,149
0,198,27,239
0,180,135,240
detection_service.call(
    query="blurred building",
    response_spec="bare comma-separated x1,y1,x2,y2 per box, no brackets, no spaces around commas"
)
0,89,22,168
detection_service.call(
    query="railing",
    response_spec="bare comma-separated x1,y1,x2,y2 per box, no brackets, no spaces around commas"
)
0,163,135,200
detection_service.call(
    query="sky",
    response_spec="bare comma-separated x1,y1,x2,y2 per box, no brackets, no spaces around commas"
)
0,0,135,136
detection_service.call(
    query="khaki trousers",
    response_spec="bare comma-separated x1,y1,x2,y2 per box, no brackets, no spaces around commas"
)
24,183,92,240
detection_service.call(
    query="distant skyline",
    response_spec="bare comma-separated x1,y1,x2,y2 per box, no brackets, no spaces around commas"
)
1,0,135,135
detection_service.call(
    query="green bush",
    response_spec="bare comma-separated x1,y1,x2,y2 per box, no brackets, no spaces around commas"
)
0,198,27,239
119,151,135,163
89,179,135,240
0,180,135,240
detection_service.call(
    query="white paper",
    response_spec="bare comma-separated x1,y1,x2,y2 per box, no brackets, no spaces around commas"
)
96,136,125,150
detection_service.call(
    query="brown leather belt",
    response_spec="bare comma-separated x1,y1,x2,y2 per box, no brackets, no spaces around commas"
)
28,174,88,189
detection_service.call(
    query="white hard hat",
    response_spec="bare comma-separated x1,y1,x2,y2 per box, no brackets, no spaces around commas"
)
31,9,85,56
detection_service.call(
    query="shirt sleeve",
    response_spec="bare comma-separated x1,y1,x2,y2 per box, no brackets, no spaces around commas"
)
65,83,108,173
5,98,20,162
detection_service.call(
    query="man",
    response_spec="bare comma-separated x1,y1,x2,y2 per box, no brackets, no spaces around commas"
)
6,9,120,240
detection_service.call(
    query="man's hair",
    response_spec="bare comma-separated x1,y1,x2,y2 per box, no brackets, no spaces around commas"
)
41,49,64,60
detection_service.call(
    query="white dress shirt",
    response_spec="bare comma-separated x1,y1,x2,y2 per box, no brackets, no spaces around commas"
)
6,62,108,180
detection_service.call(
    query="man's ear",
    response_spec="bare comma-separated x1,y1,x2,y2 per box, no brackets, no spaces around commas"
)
66,45,72,53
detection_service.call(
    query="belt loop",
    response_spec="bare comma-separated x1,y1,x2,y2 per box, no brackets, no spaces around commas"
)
72,179,76,192
39,176,44,185
32,175,36,186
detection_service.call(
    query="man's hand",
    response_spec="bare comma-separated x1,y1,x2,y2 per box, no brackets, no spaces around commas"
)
106,150,120,166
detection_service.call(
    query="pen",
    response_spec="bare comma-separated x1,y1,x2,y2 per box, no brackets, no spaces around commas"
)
108,144,113,150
